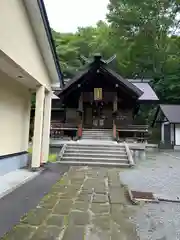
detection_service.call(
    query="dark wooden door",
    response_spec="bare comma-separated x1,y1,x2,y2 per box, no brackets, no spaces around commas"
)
92,103,105,128
84,106,92,128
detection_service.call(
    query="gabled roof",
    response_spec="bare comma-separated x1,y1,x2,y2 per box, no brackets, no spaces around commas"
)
160,104,180,123
152,104,180,127
101,66,143,97
132,82,159,101
58,57,143,98
54,55,158,101
54,77,158,102
60,67,90,93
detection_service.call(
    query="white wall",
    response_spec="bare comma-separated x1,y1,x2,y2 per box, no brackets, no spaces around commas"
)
0,0,51,90
175,124,180,146
161,123,164,142
0,71,31,155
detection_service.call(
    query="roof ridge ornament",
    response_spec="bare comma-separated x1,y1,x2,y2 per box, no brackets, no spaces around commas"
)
80,55,91,64
80,54,116,65
103,54,116,64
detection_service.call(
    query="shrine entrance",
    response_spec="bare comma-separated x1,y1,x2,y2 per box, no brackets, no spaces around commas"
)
92,102,105,128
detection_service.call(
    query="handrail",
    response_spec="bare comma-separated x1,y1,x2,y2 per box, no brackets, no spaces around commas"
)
124,142,135,167
59,144,67,160
117,124,149,130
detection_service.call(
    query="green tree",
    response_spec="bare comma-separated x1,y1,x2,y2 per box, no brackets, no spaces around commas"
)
52,30,82,78
52,22,116,78
107,0,180,101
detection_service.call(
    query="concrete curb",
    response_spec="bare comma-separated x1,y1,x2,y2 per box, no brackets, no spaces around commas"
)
0,171,41,200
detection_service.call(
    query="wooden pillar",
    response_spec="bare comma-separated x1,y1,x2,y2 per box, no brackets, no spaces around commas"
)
113,94,118,112
113,93,118,140
78,93,83,112
78,93,83,138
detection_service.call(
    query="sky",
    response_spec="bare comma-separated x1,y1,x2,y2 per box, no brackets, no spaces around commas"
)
44,0,109,33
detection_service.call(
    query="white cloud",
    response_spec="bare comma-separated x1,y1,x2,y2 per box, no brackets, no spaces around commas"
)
44,0,109,33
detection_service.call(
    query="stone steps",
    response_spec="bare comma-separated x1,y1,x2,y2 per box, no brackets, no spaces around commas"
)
59,142,131,167
58,160,130,167
58,128,132,167
82,130,112,141
65,149,126,154
62,156,128,163
82,137,112,140
66,145,125,150
82,133,112,134
82,136,112,138
63,152,127,158
67,143,124,147
82,137,112,138
83,129,112,132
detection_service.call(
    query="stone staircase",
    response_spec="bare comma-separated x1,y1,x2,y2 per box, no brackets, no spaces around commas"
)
82,129,112,140
59,143,133,167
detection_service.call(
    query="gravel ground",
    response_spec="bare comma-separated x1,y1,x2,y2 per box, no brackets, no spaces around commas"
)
120,150,180,240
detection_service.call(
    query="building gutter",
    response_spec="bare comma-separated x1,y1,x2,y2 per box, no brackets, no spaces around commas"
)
37,0,64,87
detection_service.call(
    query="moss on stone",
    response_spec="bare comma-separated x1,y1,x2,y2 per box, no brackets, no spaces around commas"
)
1,224,35,240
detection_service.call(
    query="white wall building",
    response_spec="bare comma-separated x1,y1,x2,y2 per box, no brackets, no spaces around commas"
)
153,104,180,150
0,0,63,173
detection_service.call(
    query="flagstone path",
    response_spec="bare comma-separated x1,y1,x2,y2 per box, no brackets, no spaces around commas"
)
2,166,139,240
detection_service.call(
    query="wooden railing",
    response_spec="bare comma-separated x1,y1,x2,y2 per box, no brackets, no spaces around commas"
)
116,124,150,143
117,125,149,131
50,121,78,139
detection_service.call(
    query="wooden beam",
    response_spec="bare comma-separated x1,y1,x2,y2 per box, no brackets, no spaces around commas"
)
113,93,118,112
78,93,83,112
151,105,160,127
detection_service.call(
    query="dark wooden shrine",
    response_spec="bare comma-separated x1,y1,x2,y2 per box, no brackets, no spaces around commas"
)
51,54,159,141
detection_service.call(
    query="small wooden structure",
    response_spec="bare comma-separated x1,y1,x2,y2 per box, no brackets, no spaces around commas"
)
51,54,159,141
152,104,180,149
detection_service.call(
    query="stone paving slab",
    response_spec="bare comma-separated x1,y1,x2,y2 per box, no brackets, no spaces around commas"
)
46,214,66,227
21,207,51,226
2,225,36,240
53,200,73,215
109,186,127,204
92,215,111,230
88,229,111,240
1,166,138,240
62,226,85,240
91,203,110,215
72,201,89,212
69,211,89,225
31,226,62,240
92,193,109,203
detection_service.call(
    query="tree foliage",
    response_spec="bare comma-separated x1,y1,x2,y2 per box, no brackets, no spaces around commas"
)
52,0,180,102
107,0,180,101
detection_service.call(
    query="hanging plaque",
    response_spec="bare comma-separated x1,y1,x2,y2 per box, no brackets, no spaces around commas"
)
94,88,102,101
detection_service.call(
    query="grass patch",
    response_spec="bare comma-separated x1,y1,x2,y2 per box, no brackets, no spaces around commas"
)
28,148,57,162
28,147,33,154
48,154,57,163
